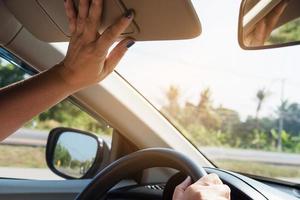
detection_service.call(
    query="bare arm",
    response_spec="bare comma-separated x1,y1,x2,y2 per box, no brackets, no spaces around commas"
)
0,0,135,140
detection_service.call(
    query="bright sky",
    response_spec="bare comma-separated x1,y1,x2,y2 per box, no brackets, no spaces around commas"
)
54,0,300,120
116,0,300,120
58,133,97,161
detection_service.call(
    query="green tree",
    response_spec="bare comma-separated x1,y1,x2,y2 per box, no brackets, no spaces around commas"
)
216,106,240,134
0,60,25,88
163,85,181,117
268,18,300,44
196,88,221,130
281,103,300,136
255,88,269,129
54,144,72,167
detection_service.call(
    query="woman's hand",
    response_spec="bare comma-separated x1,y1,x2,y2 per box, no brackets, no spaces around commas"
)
57,0,135,91
173,174,231,200
0,0,135,138
244,0,289,47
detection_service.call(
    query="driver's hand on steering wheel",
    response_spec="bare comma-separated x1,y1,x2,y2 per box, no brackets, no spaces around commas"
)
172,174,231,200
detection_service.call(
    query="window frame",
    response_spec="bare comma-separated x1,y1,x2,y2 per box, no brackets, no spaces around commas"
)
0,47,112,133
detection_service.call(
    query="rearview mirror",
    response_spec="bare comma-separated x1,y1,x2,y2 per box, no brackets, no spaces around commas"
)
46,128,108,179
238,0,300,50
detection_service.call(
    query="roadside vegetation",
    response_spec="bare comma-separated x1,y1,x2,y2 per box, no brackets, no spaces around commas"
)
162,86,300,154
0,145,46,168
216,160,300,180
268,18,300,44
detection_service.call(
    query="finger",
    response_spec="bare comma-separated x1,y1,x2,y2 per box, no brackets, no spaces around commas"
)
102,38,135,76
77,0,90,34
253,20,267,45
88,0,103,30
244,31,254,46
172,176,191,200
222,185,231,199
195,174,223,186
78,0,89,19
96,10,134,50
176,176,192,191
265,1,289,35
64,0,77,34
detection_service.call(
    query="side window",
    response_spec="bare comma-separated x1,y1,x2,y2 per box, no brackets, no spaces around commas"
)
0,55,112,180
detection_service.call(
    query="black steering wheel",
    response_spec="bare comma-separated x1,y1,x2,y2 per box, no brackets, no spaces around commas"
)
75,148,207,200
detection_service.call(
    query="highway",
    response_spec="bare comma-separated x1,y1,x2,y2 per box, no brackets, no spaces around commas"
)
2,128,111,147
201,147,300,166
0,129,300,181
2,129,300,166
2,129,48,146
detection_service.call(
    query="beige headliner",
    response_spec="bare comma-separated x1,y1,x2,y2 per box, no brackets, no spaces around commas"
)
0,1,212,167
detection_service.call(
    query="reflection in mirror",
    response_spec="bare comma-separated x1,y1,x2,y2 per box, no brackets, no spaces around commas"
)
241,0,300,48
53,132,98,178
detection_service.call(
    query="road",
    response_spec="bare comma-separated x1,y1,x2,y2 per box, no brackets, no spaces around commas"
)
1,128,111,147
3,129,300,166
201,147,300,166
2,129,300,166
2,129,48,147
0,129,300,182
0,167,62,180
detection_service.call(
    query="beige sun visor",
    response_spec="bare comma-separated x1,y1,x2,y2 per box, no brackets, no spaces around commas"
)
4,0,201,42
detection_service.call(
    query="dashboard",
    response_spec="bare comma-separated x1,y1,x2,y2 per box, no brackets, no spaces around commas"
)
107,168,300,200
0,167,299,200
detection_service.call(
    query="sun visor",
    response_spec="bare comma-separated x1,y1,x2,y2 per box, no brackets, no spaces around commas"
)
4,0,201,42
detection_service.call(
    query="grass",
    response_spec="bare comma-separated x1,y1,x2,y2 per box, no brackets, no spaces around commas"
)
0,145,47,168
215,159,300,179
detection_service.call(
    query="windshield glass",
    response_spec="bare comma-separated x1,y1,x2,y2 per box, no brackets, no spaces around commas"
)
116,0,300,184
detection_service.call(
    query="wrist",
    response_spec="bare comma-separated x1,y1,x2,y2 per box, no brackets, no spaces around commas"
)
47,63,80,94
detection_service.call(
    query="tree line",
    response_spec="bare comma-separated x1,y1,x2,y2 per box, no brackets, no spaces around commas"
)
162,86,300,153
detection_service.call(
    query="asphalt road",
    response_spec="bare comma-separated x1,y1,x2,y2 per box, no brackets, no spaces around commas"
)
2,129,112,147
2,129,48,146
0,167,62,180
0,129,300,182
2,129,300,166
201,147,300,166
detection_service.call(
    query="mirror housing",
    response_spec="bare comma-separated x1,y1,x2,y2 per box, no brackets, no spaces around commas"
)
238,0,300,50
46,127,108,179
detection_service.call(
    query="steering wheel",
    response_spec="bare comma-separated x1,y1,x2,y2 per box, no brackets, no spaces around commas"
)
75,148,207,200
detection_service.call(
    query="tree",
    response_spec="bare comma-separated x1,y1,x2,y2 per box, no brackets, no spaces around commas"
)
196,88,221,130
255,88,269,129
0,61,25,88
268,18,300,44
163,85,181,118
54,144,72,167
276,100,289,151
279,103,300,136
216,106,240,133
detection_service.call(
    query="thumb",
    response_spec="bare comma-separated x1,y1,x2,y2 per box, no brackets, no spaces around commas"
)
172,176,192,200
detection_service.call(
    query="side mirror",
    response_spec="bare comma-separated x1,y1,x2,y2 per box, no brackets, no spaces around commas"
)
238,0,300,50
46,127,108,179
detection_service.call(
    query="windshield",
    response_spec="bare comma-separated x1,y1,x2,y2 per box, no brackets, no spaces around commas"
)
116,0,300,184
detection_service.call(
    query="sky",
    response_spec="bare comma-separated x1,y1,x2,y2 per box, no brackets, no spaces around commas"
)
58,133,98,161
116,0,300,120
54,0,300,120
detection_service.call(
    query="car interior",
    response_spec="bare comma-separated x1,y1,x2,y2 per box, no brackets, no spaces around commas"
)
1,0,300,200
